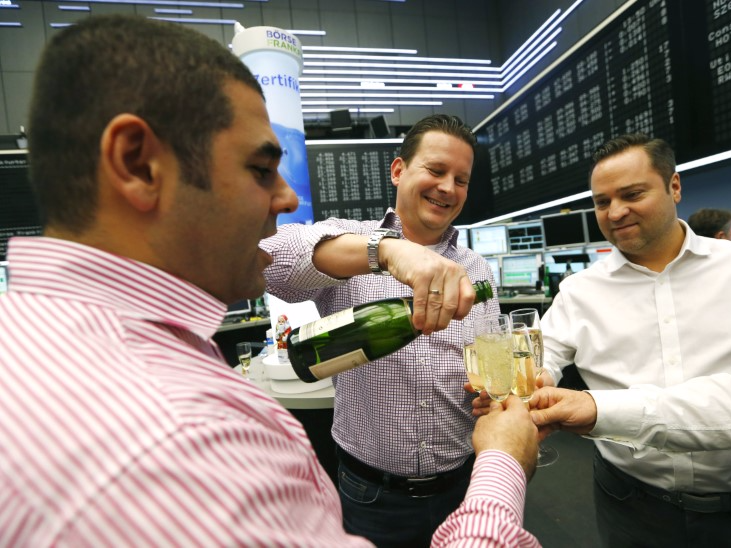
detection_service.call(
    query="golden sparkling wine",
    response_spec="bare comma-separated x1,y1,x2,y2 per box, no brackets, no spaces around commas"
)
463,342,485,392
512,330,537,401
528,328,544,372
476,333,513,402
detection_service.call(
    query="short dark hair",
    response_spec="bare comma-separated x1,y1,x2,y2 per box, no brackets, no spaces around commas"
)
589,133,676,191
687,208,731,237
28,14,263,233
399,114,477,165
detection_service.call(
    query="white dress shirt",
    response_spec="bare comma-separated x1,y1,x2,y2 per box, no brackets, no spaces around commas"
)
542,221,731,493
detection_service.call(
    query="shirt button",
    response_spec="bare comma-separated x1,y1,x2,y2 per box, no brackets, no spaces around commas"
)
419,358,427,365
420,400,429,408
420,441,427,449
664,317,672,324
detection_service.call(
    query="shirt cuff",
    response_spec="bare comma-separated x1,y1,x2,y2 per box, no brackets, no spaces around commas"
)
588,388,644,442
466,450,527,521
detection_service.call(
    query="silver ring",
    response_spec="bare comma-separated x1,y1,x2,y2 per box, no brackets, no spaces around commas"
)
429,289,441,295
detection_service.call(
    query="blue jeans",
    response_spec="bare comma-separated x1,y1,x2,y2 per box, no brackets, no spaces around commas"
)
593,451,731,548
337,460,471,548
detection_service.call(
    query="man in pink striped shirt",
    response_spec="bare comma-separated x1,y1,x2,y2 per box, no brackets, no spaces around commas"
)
0,14,540,547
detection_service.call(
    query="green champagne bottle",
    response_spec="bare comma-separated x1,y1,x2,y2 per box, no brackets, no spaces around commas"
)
543,264,551,297
287,280,493,382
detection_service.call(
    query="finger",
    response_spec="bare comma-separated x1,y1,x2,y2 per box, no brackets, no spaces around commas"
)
489,400,503,413
464,382,477,394
422,276,445,335
453,275,477,320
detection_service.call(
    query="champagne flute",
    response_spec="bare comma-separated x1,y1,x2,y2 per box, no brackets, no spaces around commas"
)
475,314,514,402
511,322,537,402
462,318,485,393
509,308,559,466
236,341,252,379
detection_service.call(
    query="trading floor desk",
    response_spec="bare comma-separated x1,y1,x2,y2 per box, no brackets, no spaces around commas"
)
498,294,553,315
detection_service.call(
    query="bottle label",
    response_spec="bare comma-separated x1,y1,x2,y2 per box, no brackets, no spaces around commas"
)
298,307,355,342
310,349,369,379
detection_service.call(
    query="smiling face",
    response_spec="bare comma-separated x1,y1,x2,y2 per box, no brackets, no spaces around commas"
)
153,81,298,303
392,130,473,245
591,146,684,270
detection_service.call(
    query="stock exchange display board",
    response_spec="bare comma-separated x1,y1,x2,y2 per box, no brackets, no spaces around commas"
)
0,151,41,262
473,0,731,218
306,139,401,222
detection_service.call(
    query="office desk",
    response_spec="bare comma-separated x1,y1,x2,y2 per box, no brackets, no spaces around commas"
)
214,318,271,367
498,294,552,315
235,355,335,410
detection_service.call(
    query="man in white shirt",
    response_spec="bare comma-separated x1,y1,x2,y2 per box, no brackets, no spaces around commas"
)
525,134,731,546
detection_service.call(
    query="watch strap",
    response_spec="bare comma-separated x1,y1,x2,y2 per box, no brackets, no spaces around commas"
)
367,228,399,275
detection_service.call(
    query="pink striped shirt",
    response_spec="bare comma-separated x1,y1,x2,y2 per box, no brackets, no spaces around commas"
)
0,237,539,547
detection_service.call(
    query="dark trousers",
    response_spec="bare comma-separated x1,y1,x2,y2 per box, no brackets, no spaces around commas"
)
593,451,731,548
337,451,472,548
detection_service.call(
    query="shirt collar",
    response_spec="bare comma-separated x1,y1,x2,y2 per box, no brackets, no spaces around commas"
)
379,207,458,249
605,219,711,273
7,237,227,340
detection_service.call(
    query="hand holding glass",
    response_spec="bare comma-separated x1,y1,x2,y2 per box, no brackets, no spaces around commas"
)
509,308,558,467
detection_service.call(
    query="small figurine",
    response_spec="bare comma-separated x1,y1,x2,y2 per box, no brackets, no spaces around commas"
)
275,314,292,362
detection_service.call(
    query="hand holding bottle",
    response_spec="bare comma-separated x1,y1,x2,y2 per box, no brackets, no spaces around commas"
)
377,237,477,335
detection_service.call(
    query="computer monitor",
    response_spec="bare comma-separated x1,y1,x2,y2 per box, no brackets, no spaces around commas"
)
470,225,509,255
224,299,252,320
583,209,608,243
456,227,470,248
1,150,42,262
541,211,588,249
501,254,540,288
484,256,501,288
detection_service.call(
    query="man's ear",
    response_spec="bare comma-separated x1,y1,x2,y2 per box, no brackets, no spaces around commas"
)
99,114,164,213
391,156,404,187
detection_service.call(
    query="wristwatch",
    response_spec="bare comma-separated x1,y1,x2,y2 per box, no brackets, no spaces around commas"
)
367,228,400,275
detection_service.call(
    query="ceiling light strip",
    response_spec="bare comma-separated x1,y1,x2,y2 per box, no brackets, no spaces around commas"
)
50,0,244,7
303,53,492,65
288,30,326,36
301,85,497,92
303,100,443,106
500,28,562,82
501,9,562,70
302,108,395,113
302,69,502,80
0,21,21,25
459,190,593,228
154,8,193,14
151,17,238,25
58,5,91,10
301,93,494,99
475,4,637,132
500,41,558,91
304,61,498,72
303,46,417,55
500,27,562,80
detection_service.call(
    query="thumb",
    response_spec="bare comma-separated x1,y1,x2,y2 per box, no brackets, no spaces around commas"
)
530,407,553,427
489,400,503,413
